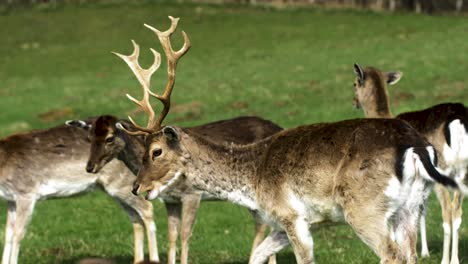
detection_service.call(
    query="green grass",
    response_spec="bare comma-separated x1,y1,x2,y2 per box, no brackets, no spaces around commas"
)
0,1,468,263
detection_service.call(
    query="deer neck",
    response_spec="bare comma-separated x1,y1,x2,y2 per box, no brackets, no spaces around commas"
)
180,130,271,210
362,83,394,118
117,132,145,175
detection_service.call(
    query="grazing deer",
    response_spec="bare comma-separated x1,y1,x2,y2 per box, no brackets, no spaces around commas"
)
352,64,468,264
0,120,158,264
67,114,282,264
114,16,468,264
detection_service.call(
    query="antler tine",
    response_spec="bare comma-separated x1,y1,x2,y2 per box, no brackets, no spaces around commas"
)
115,122,150,137
112,40,162,133
144,16,191,129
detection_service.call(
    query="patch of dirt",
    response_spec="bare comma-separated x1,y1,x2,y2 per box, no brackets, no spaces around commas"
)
41,247,65,259
38,107,74,123
228,101,249,110
173,101,203,122
5,121,30,133
392,90,415,106
435,92,455,101
77,258,115,264
275,100,287,107
127,101,203,123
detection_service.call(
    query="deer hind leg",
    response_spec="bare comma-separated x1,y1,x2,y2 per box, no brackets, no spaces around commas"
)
392,208,419,264
2,202,16,264
419,211,429,257
165,202,181,264
274,213,313,264
9,198,36,264
343,203,405,264
180,194,201,264
434,185,452,264
115,194,158,264
249,210,277,264
450,191,463,264
250,211,267,253
249,230,289,264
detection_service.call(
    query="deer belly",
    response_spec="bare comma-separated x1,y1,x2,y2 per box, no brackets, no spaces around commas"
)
289,192,345,225
37,179,96,199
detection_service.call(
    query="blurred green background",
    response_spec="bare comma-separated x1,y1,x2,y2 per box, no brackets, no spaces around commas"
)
0,1,467,263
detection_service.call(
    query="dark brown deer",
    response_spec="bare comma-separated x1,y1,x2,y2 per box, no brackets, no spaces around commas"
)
67,114,282,264
115,16,468,264
352,64,468,264
0,121,158,264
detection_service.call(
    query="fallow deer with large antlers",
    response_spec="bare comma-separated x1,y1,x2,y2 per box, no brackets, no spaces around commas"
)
114,16,468,263
67,114,282,264
0,120,158,264
352,64,468,264
85,16,281,264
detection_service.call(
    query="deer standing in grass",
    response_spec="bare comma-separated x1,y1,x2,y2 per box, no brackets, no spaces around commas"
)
114,16,468,264
0,120,158,264
352,64,468,264
68,114,282,264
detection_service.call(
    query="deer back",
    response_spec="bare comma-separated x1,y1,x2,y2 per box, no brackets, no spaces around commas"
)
0,124,129,200
187,116,283,145
255,118,431,204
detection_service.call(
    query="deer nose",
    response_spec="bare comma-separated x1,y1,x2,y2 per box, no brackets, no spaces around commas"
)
86,161,95,173
132,182,140,196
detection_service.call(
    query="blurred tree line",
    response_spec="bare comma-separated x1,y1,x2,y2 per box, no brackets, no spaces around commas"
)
0,0,465,13
213,0,465,13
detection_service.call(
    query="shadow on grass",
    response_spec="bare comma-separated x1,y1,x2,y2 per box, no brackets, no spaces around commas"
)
62,251,296,264
223,252,296,264
424,237,468,260
60,254,161,264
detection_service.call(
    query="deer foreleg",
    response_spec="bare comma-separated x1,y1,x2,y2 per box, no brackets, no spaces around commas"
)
180,194,201,264
9,198,35,264
165,202,181,264
111,187,158,263
132,222,145,263
2,202,16,264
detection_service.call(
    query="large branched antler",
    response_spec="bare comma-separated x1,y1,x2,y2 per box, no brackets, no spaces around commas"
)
113,16,191,135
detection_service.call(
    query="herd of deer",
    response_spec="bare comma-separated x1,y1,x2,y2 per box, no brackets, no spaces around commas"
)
0,16,467,264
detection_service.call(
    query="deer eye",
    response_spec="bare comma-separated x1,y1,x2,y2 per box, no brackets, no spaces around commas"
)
152,149,162,160
105,137,114,143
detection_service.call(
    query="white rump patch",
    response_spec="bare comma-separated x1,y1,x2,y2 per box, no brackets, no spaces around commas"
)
384,176,404,219
443,119,468,167
403,147,433,182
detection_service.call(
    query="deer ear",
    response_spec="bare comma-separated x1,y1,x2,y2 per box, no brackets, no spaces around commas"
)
66,120,91,130
354,63,365,84
116,121,137,133
163,126,180,142
385,71,403,85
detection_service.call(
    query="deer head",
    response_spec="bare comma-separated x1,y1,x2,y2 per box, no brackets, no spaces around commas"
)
113,16,191,199
352,63,402,117
67,116,130,173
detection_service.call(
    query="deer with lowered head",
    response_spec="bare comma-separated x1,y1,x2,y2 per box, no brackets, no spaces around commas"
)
0,119,159,264
68,17,281,264
352,64,468,264
67,114,282,264
114,16,468,264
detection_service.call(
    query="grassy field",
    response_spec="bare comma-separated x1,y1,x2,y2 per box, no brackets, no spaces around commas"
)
1,1,468,263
